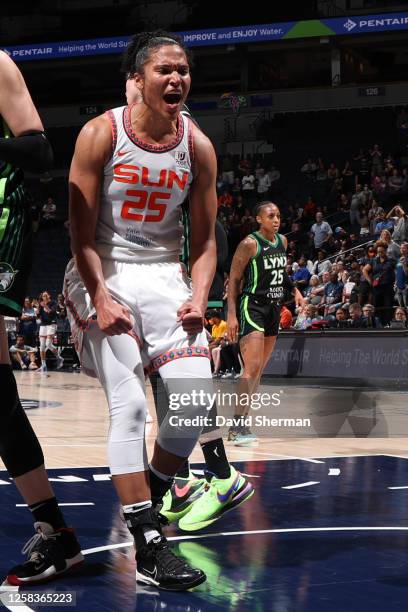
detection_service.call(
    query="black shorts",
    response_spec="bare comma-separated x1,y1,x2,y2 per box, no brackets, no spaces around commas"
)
238,294,281,339
0,192,32,317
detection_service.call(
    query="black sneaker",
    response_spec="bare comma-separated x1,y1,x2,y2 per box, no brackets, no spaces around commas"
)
136,535,206,591
6,521,84,585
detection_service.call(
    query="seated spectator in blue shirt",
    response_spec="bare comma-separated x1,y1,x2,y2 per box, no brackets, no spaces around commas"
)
374,210,394,238
292,255,311,290
323,271,344,316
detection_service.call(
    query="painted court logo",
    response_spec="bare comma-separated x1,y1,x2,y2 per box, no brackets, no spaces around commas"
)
343,19,357,32
0,262,18,293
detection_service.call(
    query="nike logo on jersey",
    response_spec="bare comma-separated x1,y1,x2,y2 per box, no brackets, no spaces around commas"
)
117,149,129,156
217,474,240,503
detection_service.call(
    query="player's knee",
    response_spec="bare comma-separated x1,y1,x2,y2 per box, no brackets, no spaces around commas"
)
39,336,46,351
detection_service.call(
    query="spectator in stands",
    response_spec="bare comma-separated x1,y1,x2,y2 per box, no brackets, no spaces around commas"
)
216,172,229,196
241,168,256,210
238,156,252,175
327,162,339,182
323,271,343,316
348,303,365,328
300,157,317,180
256,168,271,199
221,154,234,186
342,272,357,305
208,311,227,364
328,306,349,329
323,233,338,255
390,306,408,328
369,144,383,176
362,183,373,207
37,291,63,372
372,174,388,204
380,229,400,261
350,184,364,232
316,158,327,184
217,189,233,211
304,196,317,220
268,165,281,191
293,304,321,330
363,241,396,326
254,162,264,180
361,303,382,329
388,204,408,244
279,303,293,329
9,334,37,370
374,210,394,238
388,168,403,201
56,293,70,346
341,160,355,192
41,196,57,224
292,255,311,290
312,249,332,276
395,242,408,308
357,150,371,184
231,177,241,200
368,199,383,235
303,274,324,306
310,212,333,254
18,297,38,347
233,194,245,219
358,245,376,305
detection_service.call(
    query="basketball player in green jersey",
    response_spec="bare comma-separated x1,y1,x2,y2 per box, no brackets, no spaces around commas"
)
0,50,83,585
227,201,303,444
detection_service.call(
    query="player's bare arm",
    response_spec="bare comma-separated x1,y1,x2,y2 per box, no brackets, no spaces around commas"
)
227,236,257,343
177,126,217,334
0,51,43,135
69,116,132,336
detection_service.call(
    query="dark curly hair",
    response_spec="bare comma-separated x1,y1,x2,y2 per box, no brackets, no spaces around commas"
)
121,30,193,77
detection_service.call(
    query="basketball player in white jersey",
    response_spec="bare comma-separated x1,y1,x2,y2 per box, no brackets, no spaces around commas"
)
123,76,254,532
64,31,216,591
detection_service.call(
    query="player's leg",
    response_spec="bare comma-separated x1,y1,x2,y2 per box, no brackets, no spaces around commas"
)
83,327,205,591
151,362,254,531
38,330,47,372
178,411,254,532
0,200,82,584
227,330,265,443
1,317,83,585
45,327,64,370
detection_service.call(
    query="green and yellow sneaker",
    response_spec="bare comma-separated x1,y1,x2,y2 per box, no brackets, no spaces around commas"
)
178,466,254,532
160,472,207,523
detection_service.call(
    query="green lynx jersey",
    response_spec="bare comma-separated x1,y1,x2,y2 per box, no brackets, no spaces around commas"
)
242,232,287,302
0,118,31,316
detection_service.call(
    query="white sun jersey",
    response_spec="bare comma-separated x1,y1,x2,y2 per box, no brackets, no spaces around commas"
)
96,104,194,263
